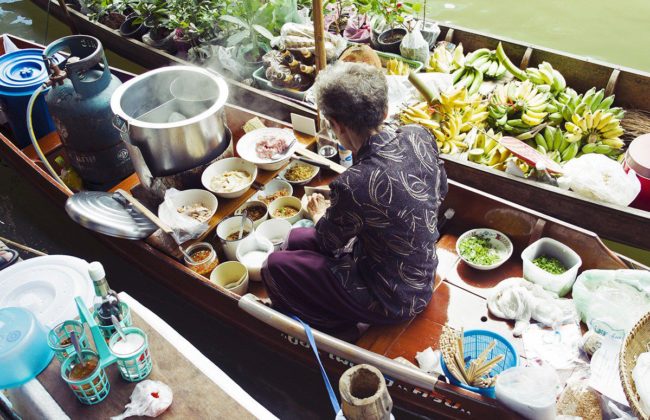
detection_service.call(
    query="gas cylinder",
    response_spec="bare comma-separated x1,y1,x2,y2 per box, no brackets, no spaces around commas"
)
43,35,132,190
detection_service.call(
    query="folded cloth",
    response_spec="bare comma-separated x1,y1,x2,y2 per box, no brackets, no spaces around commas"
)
487,277,578,336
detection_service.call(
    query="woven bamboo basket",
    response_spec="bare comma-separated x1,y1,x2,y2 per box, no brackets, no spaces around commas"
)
619,311,650,419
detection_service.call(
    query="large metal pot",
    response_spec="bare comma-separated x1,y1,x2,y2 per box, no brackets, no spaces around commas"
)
110,66,229,178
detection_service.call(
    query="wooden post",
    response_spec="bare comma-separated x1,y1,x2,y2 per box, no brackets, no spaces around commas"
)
56,0,80,34
339,364,393,420
311,0,327,132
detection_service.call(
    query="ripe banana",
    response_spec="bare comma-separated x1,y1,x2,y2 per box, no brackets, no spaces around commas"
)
386,58,410,76
426,42,464,73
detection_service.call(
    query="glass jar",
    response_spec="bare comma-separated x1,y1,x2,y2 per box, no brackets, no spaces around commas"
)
184,242,219,277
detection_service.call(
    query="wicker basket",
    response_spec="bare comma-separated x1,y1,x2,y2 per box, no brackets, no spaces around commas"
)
619,311,650,419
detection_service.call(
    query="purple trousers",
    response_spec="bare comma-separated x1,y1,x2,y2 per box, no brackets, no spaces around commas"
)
261,228,387,335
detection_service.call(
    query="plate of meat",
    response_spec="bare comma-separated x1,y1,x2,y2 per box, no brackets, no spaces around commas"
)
236,128,298,170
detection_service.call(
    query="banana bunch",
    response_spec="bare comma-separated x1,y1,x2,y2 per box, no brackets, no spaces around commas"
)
426,42,464,74
464,48,507,79
558,87,625,122
401,86,488,155
488,80,550,134
386,58,410,76
565,110,625,158
495,43,567,96
530,126,580,163
451,66,483,94
467,129,511,170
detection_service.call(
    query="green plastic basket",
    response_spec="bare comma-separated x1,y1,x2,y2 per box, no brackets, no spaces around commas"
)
47,320,89,363
108,327,152,382
60,349,110,405
376,51,424,74
93,302,132,340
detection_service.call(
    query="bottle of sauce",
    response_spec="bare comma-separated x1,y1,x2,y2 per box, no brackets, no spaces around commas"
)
89,261,121,327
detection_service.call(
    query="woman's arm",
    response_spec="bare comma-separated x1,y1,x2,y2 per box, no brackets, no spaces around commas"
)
315,183,364,256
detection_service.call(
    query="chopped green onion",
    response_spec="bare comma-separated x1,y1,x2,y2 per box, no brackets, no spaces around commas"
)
532,255,567,274
459,235,500,266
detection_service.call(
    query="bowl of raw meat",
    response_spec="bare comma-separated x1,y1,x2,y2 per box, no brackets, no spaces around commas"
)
236,127,298,171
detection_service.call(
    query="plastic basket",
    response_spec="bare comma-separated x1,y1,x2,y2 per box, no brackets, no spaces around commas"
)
440,329,518,398
60,349,110,405
108,327,152,382
47,320,89,363
93,302,132,340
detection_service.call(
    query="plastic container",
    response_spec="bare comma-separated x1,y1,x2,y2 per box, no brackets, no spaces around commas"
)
216,215,255,261
521,237,582,297
0,49,57,147
495,365,559,420
236,236,273,282
0,307,54,388
440,329,518,398
624,134,650,211
108,327,152,382
183,242,219,277
210,261,249,296
60,349,110,404
47,320,89,362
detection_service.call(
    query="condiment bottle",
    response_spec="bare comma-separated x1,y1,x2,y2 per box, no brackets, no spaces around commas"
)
183,242,219,277
338,144,353,168
89,261,121,327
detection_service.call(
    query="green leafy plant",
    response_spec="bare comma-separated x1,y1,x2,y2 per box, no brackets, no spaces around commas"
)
363,0,421,31
220,0,276,62
133,0,170,30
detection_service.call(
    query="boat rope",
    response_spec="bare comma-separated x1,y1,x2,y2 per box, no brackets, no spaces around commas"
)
292,316,341,415
0,235,48,256
26,83,73,195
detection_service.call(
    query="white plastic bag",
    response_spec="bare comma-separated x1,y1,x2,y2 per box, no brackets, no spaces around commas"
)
399,28,430,64
573,269,650,338
558,154,641,206
495,365,560,420
633,352,650,415
158,188,209,244
111,380,173,420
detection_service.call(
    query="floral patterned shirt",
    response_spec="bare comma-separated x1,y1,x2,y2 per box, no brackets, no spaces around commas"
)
316,125,448,321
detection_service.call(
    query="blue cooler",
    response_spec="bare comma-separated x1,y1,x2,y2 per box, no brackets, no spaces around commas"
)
0,49,56,148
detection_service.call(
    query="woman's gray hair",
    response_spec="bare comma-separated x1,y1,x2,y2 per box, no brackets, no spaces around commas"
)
313,62,388,133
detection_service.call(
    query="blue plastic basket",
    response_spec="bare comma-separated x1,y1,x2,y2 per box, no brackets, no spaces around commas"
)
440,329,518,398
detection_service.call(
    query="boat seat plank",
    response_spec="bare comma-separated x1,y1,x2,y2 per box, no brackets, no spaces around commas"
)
109,173,140,193
21,131,63,161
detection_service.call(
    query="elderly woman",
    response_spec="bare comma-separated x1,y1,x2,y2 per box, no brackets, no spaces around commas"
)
261,62,448,338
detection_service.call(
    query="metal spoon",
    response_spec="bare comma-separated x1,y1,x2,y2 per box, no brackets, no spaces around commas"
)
238,209,248,240
111,315,127,341
270,138,297,160
70,331,84,368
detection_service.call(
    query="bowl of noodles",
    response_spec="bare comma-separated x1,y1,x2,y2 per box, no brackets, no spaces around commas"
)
201,157,258,198
279,161,319,186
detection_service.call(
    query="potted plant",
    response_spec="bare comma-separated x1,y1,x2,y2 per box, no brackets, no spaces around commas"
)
366,0,419,54
220,0,277,77
85,0,128,29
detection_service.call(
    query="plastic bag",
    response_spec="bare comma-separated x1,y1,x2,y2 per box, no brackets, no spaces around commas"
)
275,22,347,60
633,352,650,414
399,28,430,64
495,365,560,420
111,380,173,420
573,269,650,338
558,154,641,206
487,277,578,336
158,188,209,244
556,368,603,419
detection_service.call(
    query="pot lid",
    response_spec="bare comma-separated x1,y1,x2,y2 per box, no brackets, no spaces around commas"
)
0,49,55,96
65,191,158,240
627,134,650,179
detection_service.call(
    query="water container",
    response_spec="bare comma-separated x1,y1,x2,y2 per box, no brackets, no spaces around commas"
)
0,49,56,148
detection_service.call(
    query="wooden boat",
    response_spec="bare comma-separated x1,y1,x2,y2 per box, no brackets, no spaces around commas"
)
28,0,650,252
2,33,648,418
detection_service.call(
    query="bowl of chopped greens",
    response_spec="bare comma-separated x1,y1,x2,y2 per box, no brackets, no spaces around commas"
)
456,229,513,270
521,237,582,297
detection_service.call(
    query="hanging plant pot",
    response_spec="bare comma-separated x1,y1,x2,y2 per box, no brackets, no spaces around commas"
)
142,29,177,54
98,12,126,30
376,28,407,54
119,14,148,40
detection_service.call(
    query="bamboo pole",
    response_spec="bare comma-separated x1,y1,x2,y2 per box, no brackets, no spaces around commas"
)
311,0,327,132
55,0,80,35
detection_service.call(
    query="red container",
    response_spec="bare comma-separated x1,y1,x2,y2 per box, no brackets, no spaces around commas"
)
624,134,650,211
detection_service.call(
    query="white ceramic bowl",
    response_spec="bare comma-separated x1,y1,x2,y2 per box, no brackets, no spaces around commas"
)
216,215,255,261
236,236,274,282
235,200,268,228
201,157,258,198
210,261,249,296
251,179,293,204
521,237,582,297
268,196,303,225
256,219,293,251
279,160,320,186
456,228,513,270
236,127,299,171
158,189,218,223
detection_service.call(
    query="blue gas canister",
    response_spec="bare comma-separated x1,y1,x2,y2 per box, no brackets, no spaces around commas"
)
0,49,57,148
43,36,132,190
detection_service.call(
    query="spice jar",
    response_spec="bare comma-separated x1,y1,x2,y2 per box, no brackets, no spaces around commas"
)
624,134,650,211
184,242,219,277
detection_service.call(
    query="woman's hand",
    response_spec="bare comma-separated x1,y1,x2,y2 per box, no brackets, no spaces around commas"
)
306,193,330,224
